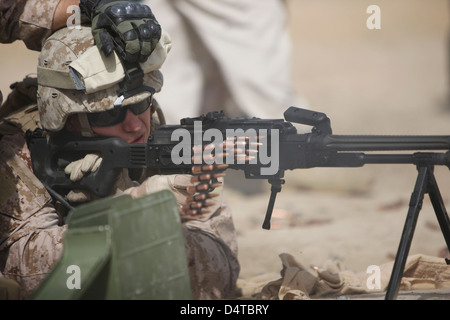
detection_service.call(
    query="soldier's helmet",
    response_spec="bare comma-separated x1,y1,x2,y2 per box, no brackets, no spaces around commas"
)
37,26,171,135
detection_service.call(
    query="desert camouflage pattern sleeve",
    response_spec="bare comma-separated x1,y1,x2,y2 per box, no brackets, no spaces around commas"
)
0,132,66,299
182,201,241,299
0,0,60,50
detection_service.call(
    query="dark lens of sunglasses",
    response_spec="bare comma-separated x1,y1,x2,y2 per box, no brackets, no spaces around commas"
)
129,99,151,115
87,108,126,127
87,98,152,127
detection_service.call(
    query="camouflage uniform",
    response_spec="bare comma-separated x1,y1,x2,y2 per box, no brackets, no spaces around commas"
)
0,23,240,299
0,0,65,298
0,103,66,299
0,0,61,50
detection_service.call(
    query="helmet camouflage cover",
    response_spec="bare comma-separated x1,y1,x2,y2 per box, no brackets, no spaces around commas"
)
37,26,171,132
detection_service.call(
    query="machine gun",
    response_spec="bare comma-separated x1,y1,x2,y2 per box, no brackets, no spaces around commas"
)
27,106,450,300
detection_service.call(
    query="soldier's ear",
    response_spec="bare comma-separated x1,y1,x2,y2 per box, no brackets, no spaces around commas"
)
64,114,81,133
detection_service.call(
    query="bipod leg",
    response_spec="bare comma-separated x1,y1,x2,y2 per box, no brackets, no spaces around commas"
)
262,177,285,230
385,165,430,300
427,170,450,264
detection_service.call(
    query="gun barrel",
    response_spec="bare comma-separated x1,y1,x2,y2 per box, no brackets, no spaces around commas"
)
363,153,450,166
322,135,450,151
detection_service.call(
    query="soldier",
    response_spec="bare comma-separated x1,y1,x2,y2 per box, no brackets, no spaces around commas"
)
0,25,240,299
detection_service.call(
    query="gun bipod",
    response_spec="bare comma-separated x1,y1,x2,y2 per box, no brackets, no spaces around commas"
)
385,163,450,300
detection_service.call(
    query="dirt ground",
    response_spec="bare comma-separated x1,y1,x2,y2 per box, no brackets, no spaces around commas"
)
1,0,450,300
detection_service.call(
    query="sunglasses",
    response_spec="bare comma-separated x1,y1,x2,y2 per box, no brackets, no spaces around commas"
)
87,97,152,127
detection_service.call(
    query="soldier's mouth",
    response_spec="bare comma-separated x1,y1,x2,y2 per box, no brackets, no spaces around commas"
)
131,134,145,144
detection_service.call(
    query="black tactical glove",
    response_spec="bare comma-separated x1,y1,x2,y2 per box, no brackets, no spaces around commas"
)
80,0,162,63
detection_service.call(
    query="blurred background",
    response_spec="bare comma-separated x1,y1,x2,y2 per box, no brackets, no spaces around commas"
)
288,0,450,135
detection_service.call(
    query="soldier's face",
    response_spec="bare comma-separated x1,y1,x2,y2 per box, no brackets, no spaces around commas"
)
91,107,151,143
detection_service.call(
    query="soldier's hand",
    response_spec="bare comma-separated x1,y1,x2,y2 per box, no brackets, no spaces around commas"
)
64,153,102,203
64,153,102,182
80,0,161,63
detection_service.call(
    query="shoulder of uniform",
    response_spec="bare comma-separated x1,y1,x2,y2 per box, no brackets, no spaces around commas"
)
0,76,40,136
0,104,41,135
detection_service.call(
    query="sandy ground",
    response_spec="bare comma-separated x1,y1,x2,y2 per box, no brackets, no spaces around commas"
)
1,0,450,299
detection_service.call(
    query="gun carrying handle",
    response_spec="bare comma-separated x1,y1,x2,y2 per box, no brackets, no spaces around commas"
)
283,107,325,125
284,107,332,134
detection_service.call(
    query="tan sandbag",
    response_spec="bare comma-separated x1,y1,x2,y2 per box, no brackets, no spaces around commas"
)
260,253,450,300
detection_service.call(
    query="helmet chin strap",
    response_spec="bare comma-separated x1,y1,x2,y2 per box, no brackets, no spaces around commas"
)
77,113,96,137
115,60,154,107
